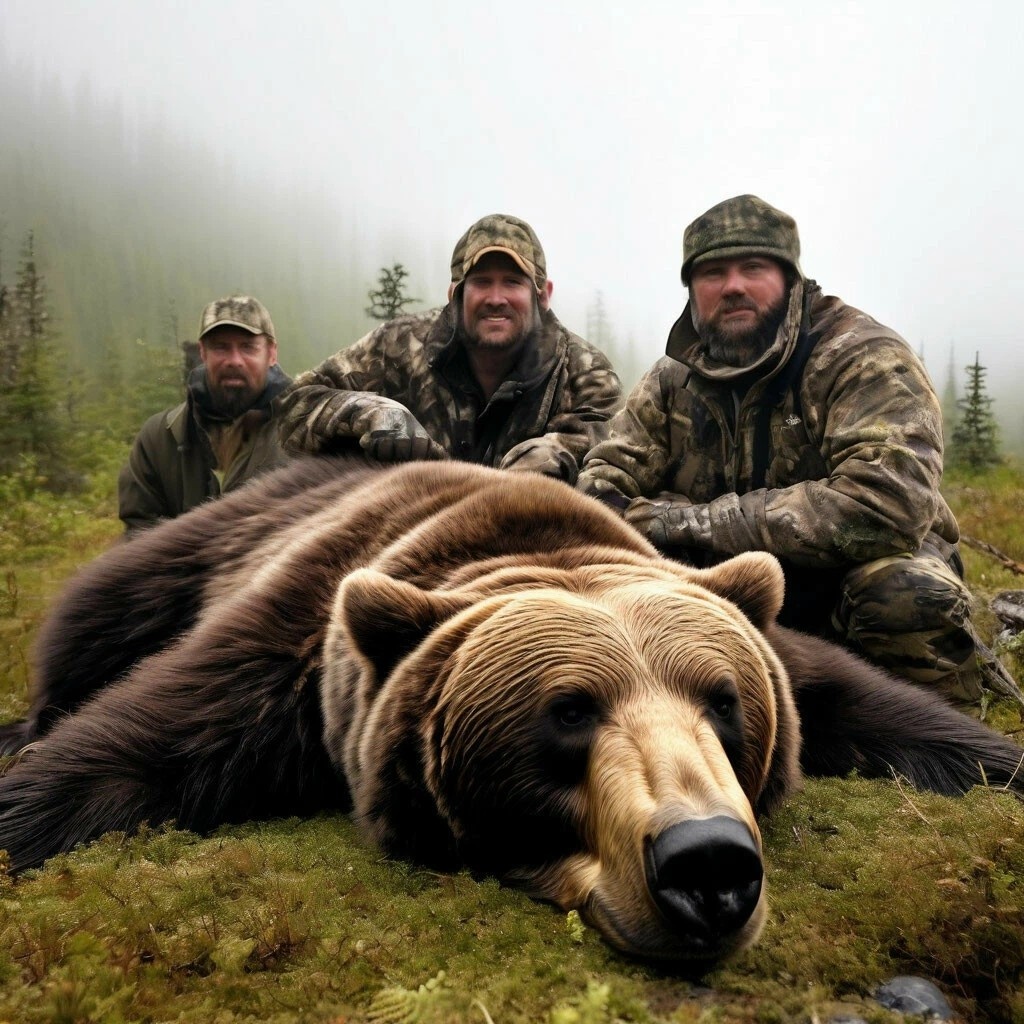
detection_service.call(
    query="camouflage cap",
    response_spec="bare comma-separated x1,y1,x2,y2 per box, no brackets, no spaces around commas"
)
450,214,547,292
198,295,276,340
681,195,802,284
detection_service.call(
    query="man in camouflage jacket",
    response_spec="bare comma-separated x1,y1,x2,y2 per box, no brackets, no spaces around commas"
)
276,214,621,484
118,296,291,535
578,195,983,701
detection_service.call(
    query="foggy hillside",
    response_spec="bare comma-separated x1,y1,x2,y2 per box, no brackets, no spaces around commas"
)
0,60,446,378
0,49,1019,451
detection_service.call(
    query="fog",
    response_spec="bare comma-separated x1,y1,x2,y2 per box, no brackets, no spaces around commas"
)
3,0,1022,399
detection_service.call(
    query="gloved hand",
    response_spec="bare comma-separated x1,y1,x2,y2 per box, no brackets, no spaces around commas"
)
576,475,632,513
319,392,448,462
624,494,694,548
499,440,577,483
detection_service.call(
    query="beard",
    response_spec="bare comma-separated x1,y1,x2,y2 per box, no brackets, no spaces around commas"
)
208,378,263,418
696,291,789,368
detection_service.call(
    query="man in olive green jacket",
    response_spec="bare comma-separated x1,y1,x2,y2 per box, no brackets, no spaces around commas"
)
579,195,986,702
276,214,621,484
118,295,291,534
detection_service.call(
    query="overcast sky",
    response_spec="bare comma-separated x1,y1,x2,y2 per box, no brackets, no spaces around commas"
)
3,0,1022,385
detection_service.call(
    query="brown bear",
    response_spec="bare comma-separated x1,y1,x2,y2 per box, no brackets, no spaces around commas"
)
0,457,1021,963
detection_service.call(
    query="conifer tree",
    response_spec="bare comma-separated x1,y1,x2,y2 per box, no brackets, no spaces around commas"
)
940,343,958,444
0,237,10,388
125,334,184,427
0,232,67,480
586,290,614,347
161,299,181,353
586,289,620,367
365,264,418,321
950,352,1001,469
585,289,641,385
90,300,185,442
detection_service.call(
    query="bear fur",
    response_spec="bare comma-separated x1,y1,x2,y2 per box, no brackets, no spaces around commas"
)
0,456,1022,963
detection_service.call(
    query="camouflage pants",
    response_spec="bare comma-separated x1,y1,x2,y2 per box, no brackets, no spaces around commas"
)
775,543,981,703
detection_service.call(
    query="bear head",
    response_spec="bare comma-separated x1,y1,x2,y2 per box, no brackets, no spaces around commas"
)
325,549,800,962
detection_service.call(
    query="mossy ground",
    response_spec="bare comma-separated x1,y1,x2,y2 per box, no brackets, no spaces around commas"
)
1,459,1022,1023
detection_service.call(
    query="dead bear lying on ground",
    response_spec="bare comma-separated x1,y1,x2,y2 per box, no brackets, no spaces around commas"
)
0,457,1021,962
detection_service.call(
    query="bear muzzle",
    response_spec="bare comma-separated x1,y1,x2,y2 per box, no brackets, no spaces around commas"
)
643,815,764,955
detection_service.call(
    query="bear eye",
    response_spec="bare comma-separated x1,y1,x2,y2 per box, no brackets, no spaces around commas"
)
551,693,599,730
559,705,590,728
712,696,735,720
708,684,738,722
704,681,745,772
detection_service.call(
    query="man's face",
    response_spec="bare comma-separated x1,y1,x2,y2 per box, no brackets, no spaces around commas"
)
199,326,277,417
457,252,544,353
690,256,788,366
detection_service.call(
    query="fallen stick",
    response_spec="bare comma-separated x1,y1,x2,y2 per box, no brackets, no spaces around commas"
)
960,534,1024,576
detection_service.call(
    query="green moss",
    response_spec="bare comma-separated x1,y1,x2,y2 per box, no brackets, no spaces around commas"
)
0,786,1020,1022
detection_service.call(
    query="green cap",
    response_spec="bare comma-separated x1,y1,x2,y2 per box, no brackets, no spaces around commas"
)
681,195,802,284
198,295,276,340
450,214,547,292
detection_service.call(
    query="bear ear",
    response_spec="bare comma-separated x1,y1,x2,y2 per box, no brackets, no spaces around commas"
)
693,552,785,630
339,569,475,684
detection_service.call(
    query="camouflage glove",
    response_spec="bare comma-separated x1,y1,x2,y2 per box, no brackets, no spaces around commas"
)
319,391,448,462
576,475,632,514
500,440,578,483
624,494,695,548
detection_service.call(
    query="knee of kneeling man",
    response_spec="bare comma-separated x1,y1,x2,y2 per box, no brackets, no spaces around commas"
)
832,554,983,701
835,554,973,637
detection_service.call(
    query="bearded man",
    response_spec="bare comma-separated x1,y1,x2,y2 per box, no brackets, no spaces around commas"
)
578,194,988,703
118,295,291,534
276,214,621,482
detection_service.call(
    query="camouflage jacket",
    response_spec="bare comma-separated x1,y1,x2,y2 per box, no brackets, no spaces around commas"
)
578,281,960,568
276,304,621,482
118,365,291,535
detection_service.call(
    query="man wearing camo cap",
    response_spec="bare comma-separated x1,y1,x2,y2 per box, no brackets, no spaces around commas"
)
118,295,291,534
578,194,989,703
276,213,621,482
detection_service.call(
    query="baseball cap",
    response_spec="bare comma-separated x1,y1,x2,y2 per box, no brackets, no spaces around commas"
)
450,214,547,292
198,295,276,340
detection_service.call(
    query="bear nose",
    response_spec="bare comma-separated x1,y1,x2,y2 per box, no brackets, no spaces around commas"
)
644,815,763,947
